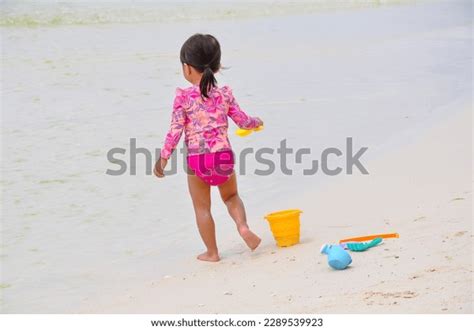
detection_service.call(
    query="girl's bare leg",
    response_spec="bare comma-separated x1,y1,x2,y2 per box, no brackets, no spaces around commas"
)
187,174,220,262
218,173,261,250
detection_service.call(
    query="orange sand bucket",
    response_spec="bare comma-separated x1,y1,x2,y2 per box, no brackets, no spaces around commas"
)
264,209,302,247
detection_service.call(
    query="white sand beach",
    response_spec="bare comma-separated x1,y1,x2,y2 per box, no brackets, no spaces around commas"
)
1,0,472,313
92,106,472,313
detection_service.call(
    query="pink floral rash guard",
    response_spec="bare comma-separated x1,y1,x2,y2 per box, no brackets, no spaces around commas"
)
160,85,262,159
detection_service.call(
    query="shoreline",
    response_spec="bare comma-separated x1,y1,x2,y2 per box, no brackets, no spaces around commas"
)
1,1,419,28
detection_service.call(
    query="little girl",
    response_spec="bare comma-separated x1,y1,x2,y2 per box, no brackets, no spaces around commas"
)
154,34,263,262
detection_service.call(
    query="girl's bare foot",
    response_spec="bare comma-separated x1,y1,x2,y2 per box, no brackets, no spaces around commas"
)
197,251,220,262
238,227,261,251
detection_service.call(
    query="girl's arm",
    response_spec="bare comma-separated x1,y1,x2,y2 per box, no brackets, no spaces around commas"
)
160,90,186,160
225,87,263,129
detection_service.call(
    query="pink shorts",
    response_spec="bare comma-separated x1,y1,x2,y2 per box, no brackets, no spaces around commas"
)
187,150,234,186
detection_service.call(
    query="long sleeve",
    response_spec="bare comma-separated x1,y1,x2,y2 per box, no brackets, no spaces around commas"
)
160,89,186,160
224,87,262,129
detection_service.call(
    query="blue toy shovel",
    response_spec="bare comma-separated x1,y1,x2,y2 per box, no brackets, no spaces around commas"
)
343,237,383,252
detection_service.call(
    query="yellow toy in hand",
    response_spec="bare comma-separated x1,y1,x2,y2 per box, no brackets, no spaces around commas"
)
235,126,264,137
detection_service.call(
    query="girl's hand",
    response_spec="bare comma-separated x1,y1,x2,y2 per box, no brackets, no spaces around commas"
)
256,117,264,127
154,157,167,178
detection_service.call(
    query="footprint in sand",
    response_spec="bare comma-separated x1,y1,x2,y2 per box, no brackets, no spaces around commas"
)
364,290,418,305
450,197,465,202
411,268,437,279
364,290,418,300
413,216,426,222
409,274,422,280
454,231,467,237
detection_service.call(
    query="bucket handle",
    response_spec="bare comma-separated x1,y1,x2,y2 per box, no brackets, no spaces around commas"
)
264,209,302,220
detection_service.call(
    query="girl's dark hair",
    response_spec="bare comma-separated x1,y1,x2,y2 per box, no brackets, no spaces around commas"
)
180,33,221,98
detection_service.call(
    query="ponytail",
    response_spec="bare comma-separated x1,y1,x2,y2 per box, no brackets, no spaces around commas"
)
200,66,217,99
179,34,221,98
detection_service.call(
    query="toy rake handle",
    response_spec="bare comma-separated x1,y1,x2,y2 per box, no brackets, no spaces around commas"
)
339,233,399,243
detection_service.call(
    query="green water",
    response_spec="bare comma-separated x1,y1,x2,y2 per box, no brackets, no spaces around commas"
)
0,0,414,27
